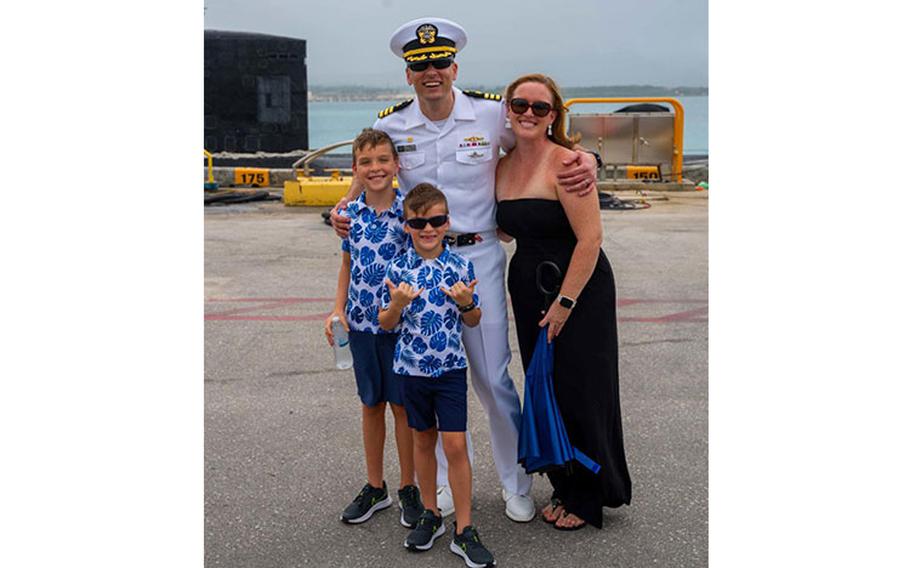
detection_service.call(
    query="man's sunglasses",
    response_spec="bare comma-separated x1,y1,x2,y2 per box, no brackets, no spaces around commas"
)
405,215,449,229
509,98,555,117
407,59,454,72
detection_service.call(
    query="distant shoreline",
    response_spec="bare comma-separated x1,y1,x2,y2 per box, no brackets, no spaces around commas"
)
308,85,708,102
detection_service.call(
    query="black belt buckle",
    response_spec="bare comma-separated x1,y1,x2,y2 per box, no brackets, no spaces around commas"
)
445,233,478,247
457,233,477,247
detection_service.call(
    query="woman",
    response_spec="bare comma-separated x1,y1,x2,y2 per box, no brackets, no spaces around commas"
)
495,74,632,530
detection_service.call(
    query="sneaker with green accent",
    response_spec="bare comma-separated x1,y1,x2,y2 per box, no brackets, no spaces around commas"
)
404,509,445,551
450,524,496,568
340,481,392,524
397,484,424,528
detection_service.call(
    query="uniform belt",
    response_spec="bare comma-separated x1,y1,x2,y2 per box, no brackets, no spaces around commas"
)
444,231,490,247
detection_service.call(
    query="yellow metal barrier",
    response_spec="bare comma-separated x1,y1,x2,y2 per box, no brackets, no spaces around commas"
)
203,149,219,190
204,149,214,183
284,175,354,206
284,173,400,206
284,140,396,206
563,97,685,183
284,140,354,206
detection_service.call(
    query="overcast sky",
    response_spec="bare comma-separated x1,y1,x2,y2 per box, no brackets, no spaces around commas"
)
204,0,707,88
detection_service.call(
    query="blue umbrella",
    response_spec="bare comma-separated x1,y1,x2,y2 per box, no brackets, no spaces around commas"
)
517,326,601,475
517,260,601,475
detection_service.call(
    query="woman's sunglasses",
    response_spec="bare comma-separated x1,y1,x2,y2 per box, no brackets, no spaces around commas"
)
407,59,454,72
508,98,555,117
405,215,449,229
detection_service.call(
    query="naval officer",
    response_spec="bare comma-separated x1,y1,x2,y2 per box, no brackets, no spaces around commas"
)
332,17,599,523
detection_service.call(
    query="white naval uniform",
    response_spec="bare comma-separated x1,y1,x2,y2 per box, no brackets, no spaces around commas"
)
373,87,532,496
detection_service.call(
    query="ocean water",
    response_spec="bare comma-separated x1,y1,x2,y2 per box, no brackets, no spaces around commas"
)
308,95,708,155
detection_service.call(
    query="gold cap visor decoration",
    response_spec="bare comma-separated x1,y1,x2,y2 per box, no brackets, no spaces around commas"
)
389,17,467,62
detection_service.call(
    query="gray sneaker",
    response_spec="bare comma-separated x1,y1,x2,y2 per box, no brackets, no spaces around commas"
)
340,482,392,524
450,524,496,568
397,484,424,528
404,509,445,551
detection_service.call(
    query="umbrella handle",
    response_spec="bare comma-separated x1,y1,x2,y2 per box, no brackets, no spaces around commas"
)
572,448,602,475
536,261,563,311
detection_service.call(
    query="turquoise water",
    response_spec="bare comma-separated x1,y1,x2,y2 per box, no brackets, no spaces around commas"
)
308,96,708,155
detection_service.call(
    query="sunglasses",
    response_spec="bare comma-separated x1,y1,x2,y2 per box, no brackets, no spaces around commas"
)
405,214,449,229
508,98,555,117
407,59,454,72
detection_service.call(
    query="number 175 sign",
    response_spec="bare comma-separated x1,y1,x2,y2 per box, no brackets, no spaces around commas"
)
234,168,270,187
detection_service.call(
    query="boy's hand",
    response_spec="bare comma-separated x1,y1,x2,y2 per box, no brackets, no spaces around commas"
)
323,311,349,346
440,279,478,308
330,198,351,239
385,278,422,309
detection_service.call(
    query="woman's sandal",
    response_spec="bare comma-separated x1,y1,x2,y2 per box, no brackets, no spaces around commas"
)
553,509,588,531
541,498,564,524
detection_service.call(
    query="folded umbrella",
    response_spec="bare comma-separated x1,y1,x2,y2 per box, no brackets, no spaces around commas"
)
517,260,601,475
517,326,601,475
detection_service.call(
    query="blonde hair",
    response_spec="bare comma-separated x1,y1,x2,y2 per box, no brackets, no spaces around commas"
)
504,74,580,150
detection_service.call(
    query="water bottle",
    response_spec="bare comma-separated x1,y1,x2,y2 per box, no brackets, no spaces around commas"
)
331,316,353,369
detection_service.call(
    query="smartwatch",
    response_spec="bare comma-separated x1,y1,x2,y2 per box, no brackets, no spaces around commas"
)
557,295,576,310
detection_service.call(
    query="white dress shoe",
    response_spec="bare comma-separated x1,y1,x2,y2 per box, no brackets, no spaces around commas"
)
502,489,535,522
436,485,455,517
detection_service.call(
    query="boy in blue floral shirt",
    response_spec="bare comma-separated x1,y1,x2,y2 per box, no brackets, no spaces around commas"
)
379,184,496,567
324,129,423,528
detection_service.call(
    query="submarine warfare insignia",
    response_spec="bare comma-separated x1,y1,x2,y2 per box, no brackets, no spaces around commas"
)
458,134,490,150
377,98,414,119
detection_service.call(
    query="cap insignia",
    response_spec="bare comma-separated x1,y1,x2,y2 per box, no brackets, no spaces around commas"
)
416,24,438,45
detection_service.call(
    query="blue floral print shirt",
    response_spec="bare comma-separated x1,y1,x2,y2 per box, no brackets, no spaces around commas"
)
342,189,408,333
381,245,480,378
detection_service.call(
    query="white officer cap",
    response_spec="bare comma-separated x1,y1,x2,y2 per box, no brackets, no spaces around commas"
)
389,17,467,63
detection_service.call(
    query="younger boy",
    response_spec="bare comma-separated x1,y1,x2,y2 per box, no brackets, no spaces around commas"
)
378,184,496,568
324,128,423,528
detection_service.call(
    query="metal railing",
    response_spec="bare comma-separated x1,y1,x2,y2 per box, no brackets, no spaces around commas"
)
291,139,355,177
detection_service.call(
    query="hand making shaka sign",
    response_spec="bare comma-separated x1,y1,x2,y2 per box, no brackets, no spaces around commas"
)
440,279,478,311
384,278,423,310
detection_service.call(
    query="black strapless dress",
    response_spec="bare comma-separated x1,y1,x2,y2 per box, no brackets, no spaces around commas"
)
497,198,631,528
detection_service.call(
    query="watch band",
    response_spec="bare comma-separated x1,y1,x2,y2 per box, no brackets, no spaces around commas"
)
457,301,477,313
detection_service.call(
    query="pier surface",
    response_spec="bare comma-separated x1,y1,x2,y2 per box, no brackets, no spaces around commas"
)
205,191,708,567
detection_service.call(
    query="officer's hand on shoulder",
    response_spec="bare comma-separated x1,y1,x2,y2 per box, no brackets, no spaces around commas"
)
330,198,351,238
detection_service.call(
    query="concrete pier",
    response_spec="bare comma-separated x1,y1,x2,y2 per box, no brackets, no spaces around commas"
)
205,191,708,567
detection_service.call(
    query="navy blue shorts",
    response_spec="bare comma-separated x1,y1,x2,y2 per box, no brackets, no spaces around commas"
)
399,368,468,432
349,330,402,407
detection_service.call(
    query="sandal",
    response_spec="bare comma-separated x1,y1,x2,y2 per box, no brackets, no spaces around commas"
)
541,497,564,524
553,510,587,531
